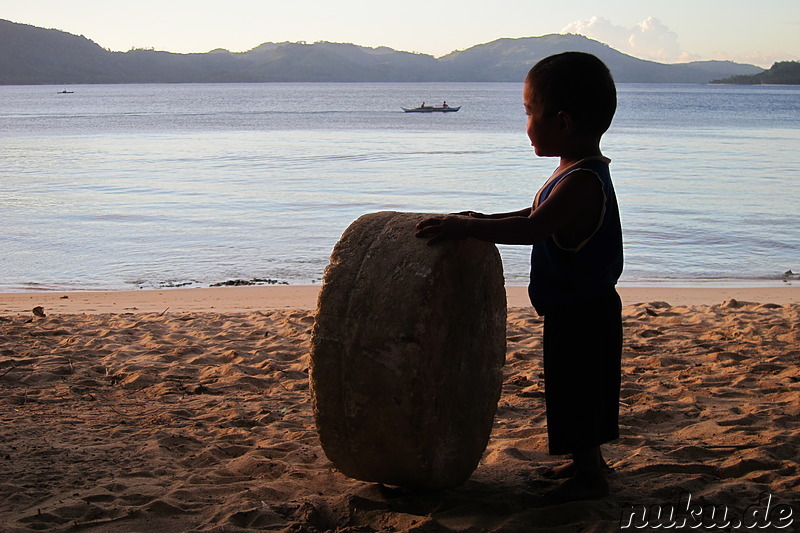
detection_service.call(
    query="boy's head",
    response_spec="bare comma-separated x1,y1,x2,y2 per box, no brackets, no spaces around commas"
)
524,52,616,138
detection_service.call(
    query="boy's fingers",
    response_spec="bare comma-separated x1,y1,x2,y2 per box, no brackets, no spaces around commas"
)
415,223,445,245
415,217,442,230
414,226,438,239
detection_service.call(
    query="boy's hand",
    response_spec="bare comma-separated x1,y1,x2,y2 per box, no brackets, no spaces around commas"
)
415,216,469,245
452,211,486,218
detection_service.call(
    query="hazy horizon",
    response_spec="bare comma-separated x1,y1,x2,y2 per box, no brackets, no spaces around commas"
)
2,1,798,68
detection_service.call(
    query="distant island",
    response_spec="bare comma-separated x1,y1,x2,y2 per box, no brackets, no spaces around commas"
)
712,61,800,85
0,18,770,85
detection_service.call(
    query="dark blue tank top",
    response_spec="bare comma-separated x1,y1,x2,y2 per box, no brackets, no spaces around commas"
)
528,157,623,314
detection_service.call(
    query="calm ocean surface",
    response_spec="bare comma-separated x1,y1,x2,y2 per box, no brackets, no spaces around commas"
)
1,82,799,291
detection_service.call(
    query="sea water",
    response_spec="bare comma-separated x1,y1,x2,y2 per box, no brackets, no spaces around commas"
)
0,82,798,291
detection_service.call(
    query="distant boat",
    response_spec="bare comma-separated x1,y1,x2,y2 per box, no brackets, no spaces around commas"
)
402,103,460,113
57,90,74,94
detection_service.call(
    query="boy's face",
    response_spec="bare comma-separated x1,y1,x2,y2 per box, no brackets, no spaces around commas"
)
523,81,562,158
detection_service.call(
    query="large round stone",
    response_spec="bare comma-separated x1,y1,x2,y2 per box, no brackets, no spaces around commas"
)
310,211,506,489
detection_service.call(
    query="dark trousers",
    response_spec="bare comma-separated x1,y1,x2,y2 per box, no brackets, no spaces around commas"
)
542,289,622,455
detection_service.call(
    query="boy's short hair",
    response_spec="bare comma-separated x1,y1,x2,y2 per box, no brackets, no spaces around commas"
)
526,52,617,136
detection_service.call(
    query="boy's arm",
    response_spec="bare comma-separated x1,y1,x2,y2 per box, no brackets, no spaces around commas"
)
416,170,601,246
455,207,532,219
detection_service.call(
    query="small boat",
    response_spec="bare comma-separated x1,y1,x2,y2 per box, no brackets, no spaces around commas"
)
402,103,460,113
57,90,74,94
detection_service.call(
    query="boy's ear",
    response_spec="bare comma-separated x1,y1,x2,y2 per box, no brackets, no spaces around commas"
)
556,110,574,133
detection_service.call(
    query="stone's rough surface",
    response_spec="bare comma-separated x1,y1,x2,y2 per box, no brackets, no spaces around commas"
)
310,211,506,490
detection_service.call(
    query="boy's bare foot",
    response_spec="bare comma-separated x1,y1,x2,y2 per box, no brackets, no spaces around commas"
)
540,461,576,479
539,459,613,479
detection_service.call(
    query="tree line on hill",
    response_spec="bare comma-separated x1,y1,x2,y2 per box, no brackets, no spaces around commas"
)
0,19,779,85
712,61,800,85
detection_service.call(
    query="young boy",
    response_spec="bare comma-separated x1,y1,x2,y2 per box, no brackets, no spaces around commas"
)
415,51,623,501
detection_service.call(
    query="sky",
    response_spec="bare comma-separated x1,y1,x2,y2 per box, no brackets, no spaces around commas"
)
2,0,798,67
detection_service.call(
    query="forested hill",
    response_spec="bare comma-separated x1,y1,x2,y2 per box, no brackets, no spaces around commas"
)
712,61,800,85
0,19,765,85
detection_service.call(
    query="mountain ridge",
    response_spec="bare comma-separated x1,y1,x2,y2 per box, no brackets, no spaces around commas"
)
0,19,765,85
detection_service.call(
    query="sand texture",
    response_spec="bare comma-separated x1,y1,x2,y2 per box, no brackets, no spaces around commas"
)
1,298,798,532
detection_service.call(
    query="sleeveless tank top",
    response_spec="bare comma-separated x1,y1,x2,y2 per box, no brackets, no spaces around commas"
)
528,156,623,314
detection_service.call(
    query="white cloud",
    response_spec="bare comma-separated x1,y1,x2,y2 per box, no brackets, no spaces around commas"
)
562,16,797,67
562,16,691,63
629,18,682,61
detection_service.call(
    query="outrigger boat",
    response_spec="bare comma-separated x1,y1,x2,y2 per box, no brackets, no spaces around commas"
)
402,102,460,113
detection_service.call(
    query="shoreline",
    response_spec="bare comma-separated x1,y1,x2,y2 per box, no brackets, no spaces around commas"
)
1,285,799,315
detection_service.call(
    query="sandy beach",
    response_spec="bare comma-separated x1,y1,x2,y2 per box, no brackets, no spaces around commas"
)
1,285,798,532
2,285,799,315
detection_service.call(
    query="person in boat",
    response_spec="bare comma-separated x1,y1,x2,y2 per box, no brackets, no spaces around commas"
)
442,101,449,108
416,52,622,503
